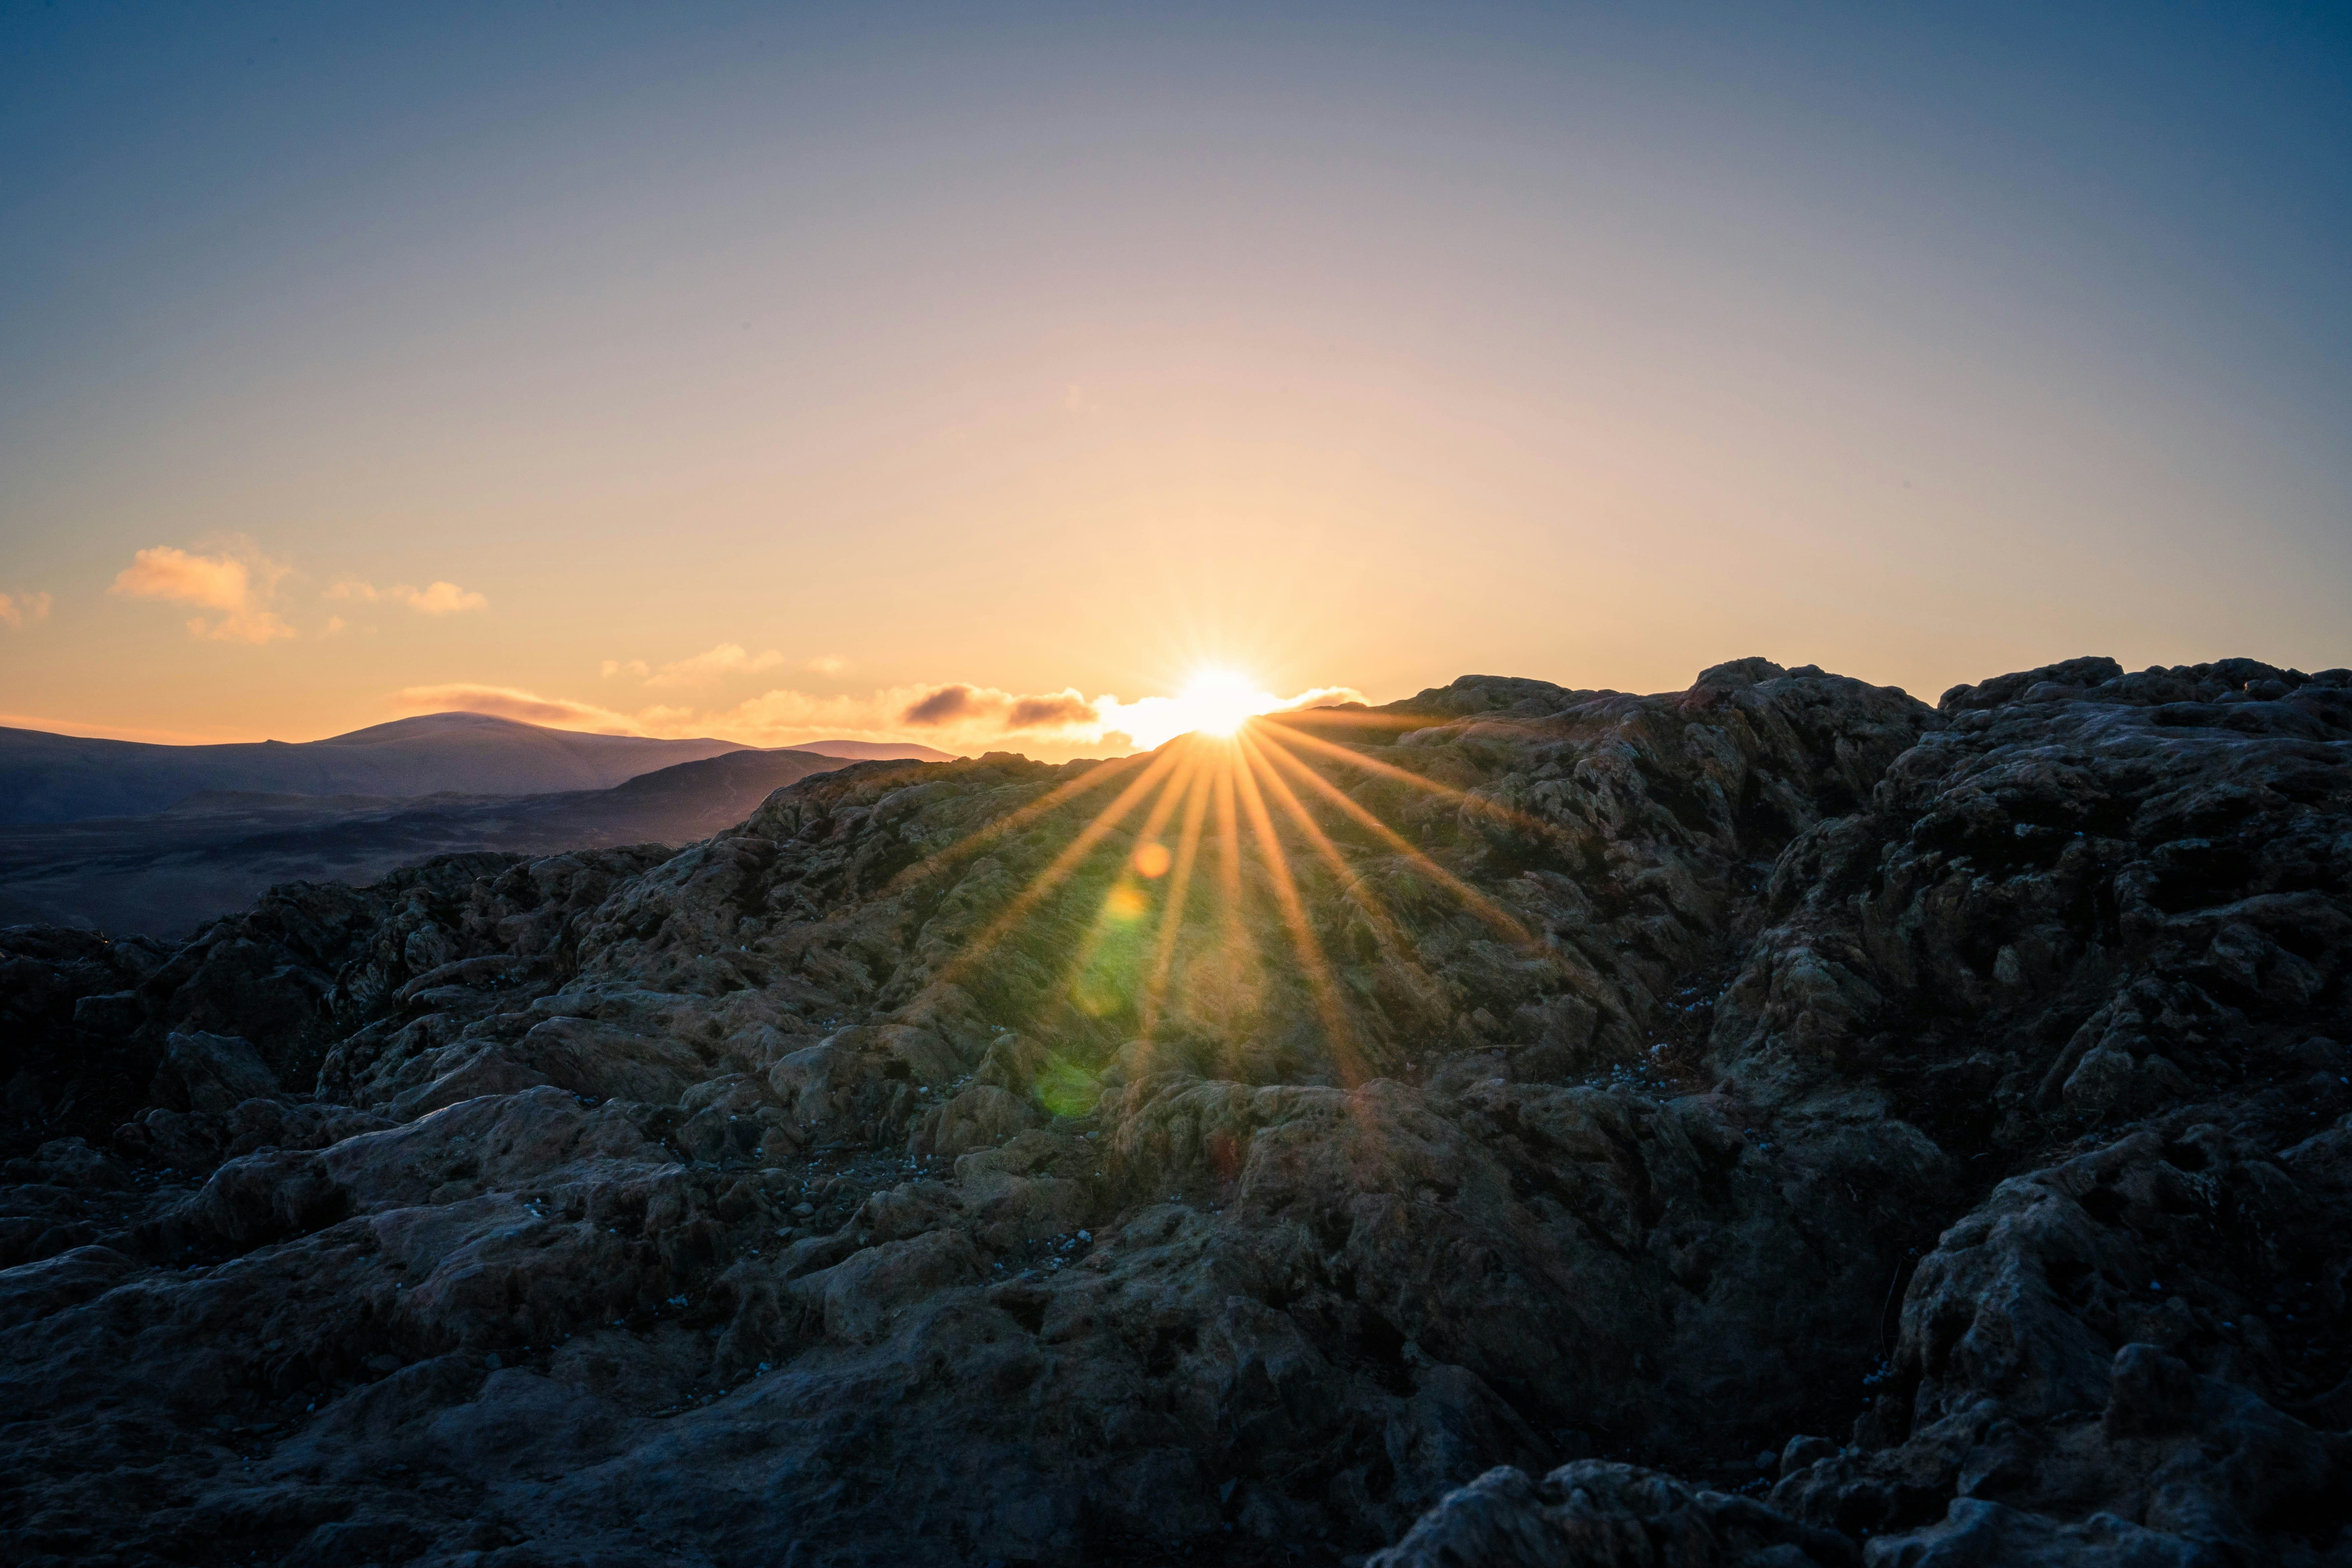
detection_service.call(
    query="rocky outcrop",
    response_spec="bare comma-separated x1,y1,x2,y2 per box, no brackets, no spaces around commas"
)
0,656,2346,1566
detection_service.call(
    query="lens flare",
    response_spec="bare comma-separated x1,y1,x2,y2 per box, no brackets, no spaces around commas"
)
896,701,1552,1105
1105,669,1285,746
1178,670,1267,736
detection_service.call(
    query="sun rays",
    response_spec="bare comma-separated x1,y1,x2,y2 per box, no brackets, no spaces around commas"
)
903,703,1553,1090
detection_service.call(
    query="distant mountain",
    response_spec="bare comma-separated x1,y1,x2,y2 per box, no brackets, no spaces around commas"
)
0,713,749,825
0,746,893,937
0,714,956,826
787,738,959,762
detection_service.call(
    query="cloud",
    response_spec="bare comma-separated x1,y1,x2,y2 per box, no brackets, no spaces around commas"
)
900,683,1111,732
383,681,926,748
329,578,487,615
389,684,646,734
0,590,52,629
604,646,838,686
901,684,981,726
110,544,294,643
117,548,249,610
708,686,930,738
642,643,784,689
1008,690,1097,728
403,580,488,615
1270,685,1368,714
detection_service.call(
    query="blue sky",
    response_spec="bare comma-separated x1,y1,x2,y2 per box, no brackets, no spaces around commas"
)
3,2,2346,746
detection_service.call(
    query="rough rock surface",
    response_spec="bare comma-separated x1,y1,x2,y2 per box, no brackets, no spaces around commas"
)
2,654,2348,1566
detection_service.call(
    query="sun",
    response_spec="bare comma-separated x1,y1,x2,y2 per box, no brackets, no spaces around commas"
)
1098,668,1289,748
1174,669,1271,737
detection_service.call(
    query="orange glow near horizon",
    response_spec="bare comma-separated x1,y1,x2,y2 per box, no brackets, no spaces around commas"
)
1104,669,1288,749
1175,671,1270,736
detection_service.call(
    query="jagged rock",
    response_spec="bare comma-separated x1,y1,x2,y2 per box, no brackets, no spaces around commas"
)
910,1081,1046,1157
1,657,2347,1565
1366,1460,1859,1566
153,1029,282,1113
1861,1498,2223,1566
0,1243,137,1329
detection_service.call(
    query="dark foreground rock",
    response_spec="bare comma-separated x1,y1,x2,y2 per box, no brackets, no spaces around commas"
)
2,654,2348,1566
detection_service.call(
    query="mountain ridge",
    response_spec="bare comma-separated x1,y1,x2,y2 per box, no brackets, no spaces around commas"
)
0,746,869,937
0,711,956,824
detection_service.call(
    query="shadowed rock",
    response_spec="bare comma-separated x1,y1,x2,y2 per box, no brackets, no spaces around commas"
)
1,656,2347,1565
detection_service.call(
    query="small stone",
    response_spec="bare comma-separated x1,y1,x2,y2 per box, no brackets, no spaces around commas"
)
1779,1434,1836,1477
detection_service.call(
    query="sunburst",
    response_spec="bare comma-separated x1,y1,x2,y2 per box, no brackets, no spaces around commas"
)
895,670,1551,1091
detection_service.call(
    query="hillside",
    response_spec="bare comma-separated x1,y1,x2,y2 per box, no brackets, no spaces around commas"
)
2,656,2348,1566
0,712,959,825
0,747,852,937
0,713,745,824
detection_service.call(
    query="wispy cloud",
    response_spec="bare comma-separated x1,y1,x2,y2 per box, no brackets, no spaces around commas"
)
389,683,646,734
328,578,488,615
605,645,847,685
110,544,295,643
0,590,52,630
642,642,784,689
403,580,488,615
108,540,487,642
705,686,939,740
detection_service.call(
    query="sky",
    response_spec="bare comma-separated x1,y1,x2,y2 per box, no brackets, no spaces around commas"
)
2,1,2347,757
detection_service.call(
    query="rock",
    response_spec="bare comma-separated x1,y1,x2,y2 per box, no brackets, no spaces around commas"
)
2060,1043,2140,1116
69,989,144,1036
3,656,2349,1565
912,1082,1046,1157
154,1030,281,1115
798,1228,982,1342
1,927,174,1154
168,1146,349,1249
1783,1434,1839,1477
386,1050,551,1120
0,1244,137,1330
2102,1342,2199,1438
1861,1499,2213,1567
1695,656,1790,690
1366,1461,1859,1567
